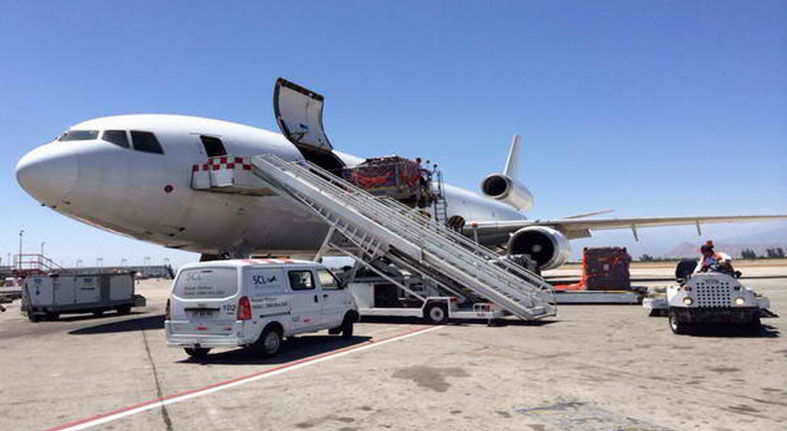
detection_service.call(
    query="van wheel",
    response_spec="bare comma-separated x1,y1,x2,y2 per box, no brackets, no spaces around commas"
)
93,310,104,317
45,312,59,321
424,303,449,325
184,347,211,358
341,317,354,339
254,326,282,357
117,305,131,315
668,310,690,335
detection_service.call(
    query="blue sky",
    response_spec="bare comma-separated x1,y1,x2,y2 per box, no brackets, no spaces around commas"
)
2,1,785,267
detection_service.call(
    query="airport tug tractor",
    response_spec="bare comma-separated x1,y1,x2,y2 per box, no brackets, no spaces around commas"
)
643,259,776,335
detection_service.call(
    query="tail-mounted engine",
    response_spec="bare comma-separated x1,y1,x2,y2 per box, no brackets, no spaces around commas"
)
480,134,534,211
481,173,534,211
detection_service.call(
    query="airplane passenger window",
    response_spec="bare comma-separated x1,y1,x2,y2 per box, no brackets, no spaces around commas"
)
59,130,99,141
288,270,315,291
102,130,129,148
200,136,226,157
130,131,164,154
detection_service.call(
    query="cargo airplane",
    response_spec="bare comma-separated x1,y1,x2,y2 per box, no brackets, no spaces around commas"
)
15,79,787,270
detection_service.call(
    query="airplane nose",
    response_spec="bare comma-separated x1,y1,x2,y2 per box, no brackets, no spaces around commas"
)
16,143,78,205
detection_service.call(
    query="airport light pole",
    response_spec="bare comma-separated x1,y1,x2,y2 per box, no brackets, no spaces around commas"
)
18,230,25,270
121,258,128,267
96,257,103,268
76,259,83,268
40,241,46,257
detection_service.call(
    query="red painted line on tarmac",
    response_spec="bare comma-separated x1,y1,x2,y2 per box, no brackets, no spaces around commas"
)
42,325,436,431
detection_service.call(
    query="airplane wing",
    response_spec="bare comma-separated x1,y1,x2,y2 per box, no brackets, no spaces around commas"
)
466,215,787,240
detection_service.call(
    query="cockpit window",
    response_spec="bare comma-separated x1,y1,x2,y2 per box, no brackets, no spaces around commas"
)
130,131,164,154
102,130,130,148
59,130,99,141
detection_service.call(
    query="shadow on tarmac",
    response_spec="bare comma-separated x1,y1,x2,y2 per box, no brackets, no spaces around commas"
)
177,334,372,366
68,314,164,334
682,323,780,338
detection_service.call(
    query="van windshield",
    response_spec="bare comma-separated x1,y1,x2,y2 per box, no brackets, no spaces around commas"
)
173,268,237,299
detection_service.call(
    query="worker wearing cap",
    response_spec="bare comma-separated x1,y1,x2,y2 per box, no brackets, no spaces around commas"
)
697,240,733,273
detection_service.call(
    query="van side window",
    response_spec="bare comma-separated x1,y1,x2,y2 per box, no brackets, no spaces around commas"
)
317,269,341,290
130,131,164,154
200,136,227,157
288,270,315,291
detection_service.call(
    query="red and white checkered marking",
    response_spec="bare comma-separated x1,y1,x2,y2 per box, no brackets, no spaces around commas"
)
192,156,252,173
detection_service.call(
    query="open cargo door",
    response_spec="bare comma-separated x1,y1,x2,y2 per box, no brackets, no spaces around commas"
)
274,78,333,153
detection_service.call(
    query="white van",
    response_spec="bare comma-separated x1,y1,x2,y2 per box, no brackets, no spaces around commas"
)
165,259,358,358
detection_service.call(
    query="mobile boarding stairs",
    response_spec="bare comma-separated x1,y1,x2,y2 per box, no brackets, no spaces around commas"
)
191,154,557,321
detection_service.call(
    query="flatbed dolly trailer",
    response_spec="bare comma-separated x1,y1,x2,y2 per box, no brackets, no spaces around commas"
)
349,282,505,324
553,289,642,304
22,272,145,321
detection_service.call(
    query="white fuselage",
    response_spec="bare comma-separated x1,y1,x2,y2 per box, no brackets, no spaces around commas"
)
16,114,526,257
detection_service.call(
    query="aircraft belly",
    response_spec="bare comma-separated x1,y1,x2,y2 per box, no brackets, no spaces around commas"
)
171,193,329,254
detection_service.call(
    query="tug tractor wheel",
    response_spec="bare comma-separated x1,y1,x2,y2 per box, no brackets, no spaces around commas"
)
668,310,691,335
424,303,449,325
184,347,211,358
745,316,762,334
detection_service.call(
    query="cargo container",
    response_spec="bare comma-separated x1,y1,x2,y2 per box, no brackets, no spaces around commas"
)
22,273,145,321
582,247,631,291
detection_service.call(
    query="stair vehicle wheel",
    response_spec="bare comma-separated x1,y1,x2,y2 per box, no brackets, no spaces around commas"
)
254,326,282,357
424,303,449,325
668,310,690,335
184,347,211,358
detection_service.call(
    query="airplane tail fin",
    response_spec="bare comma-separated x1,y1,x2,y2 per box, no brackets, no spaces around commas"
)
503,134,522,178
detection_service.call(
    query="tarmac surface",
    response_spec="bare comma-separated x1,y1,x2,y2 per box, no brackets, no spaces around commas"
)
1,265,785,431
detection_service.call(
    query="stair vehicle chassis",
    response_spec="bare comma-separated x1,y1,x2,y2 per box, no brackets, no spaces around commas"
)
347,278,506,325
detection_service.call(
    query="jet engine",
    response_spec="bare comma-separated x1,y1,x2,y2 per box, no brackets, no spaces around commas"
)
507,226,571,270
481,173,534,211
